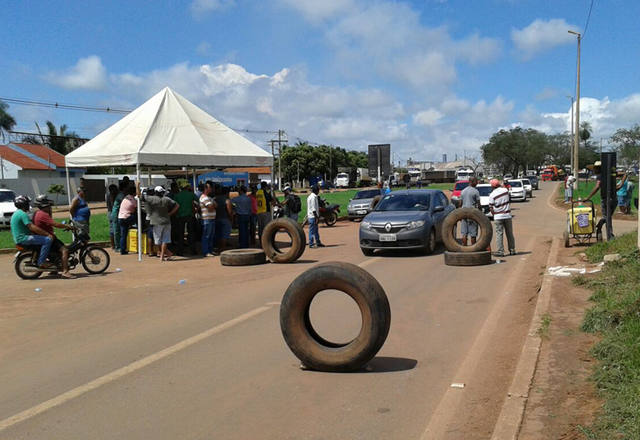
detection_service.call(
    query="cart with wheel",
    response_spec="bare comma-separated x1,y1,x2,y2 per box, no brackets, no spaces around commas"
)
563,199,600,247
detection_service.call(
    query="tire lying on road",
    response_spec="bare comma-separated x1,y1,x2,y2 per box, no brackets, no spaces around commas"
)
262,218,306,263
443,250,492,266
220,249,267,266
441,207,493,253
280,262,391,372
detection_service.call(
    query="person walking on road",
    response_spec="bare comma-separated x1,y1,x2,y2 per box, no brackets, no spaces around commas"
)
460,177,480,246
199,181,217,257
488,179,515,257
307,185,325,248
232,185,252,248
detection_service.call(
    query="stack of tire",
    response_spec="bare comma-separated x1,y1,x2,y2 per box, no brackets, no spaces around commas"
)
220,218,306,266
441,208,493,266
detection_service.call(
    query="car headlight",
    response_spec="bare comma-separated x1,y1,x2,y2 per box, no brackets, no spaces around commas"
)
405,220,425,230
361,221,372,230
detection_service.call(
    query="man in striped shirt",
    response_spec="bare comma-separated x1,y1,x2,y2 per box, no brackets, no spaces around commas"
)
488,179,516,257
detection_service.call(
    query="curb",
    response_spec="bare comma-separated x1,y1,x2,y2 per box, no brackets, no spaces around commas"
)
0,241,110,255
490,237,559,440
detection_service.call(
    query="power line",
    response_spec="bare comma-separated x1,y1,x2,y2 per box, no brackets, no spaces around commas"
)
583,0,595,38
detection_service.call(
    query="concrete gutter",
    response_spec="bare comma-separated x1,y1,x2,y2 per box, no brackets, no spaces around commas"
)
490,237,559,439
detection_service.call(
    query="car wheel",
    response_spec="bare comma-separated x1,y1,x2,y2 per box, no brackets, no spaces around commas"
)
422,228,436,255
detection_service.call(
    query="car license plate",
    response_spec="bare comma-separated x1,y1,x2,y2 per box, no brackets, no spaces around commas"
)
379,234,397,242
356,210,367,215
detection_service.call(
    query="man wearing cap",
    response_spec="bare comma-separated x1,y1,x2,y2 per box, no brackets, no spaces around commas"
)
488,179,516,257
564,175,576,204
138,183,179,261
33,195,75,278
281,186,301,222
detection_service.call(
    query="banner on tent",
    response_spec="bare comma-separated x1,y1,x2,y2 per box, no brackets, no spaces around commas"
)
197,171,249,187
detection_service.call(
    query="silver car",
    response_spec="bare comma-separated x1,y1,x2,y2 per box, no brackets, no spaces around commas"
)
359,189,454,255
347,188,384,220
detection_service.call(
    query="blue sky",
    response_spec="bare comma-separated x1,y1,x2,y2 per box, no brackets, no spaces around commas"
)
2,0,639,162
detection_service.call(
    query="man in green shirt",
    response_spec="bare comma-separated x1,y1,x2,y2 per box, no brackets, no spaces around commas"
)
10,195,55,268
173,183,199,255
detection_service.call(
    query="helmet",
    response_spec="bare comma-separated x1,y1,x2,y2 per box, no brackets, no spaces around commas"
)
14,195,31,210
33,194,53,209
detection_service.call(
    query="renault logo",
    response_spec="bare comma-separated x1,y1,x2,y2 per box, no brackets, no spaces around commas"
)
385,223,392,232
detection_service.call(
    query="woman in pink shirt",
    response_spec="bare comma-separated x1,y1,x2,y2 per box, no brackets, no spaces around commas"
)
118,186,137,255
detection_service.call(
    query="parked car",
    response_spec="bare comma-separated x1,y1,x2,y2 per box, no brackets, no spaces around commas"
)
521,178,533,197
525,175,539,190
450,180,470,207
347,188,384,220
476,184,494,219
0,189,17,227
505,179,526,202
359,189,454,255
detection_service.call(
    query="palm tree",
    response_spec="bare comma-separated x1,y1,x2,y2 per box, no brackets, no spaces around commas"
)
0,100,17,142
45,121,79,154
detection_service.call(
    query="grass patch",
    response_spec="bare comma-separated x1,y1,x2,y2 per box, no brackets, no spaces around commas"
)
0,213,111,249
578,231,640,438
584,231,639,263
557,178,638,215
537,313,552,339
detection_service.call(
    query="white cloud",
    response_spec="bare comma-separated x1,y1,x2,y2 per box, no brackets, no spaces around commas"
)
277,0,355,22
413,109,443,126
196,41,212,56
511,18,579,60
190,0,234,18
46,55,107,90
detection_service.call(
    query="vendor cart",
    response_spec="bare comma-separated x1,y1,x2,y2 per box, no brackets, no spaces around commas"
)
563,200,601,247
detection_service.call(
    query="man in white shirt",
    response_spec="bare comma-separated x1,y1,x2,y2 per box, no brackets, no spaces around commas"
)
307,185,324,248
488,179,516,257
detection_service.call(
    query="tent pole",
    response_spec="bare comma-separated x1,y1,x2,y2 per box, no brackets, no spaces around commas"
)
136,163,143,262
148,168,152,186
65,166,72,206
192,168,196,189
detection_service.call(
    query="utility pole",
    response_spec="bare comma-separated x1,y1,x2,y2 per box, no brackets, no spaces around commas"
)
270,140,275,186
569,30,581,190
567,95,574,172
277,130,283,191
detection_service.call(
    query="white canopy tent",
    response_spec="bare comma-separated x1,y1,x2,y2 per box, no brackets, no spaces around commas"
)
65,87,273,260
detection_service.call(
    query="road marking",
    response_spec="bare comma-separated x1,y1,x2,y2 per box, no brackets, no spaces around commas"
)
0,304,274,432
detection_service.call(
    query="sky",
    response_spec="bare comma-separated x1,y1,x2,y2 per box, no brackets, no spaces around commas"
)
2,0,639,164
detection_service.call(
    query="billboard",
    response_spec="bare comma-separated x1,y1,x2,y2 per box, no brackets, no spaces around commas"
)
368,144,391,181
197,171,249,187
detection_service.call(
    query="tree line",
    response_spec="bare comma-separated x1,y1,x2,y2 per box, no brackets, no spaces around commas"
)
481,122,640,175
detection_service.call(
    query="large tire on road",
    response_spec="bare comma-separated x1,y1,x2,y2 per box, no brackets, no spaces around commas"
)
280,262,391,372
443,250,492,266
220,249,267,266
261,218,306,263
442,208,493,253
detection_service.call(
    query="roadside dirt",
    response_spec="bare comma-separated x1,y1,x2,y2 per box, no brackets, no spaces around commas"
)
518,245,602,440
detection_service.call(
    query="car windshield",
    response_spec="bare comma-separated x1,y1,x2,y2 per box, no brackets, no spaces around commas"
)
0,191,16,202
375,193,430,211
354,190,380,199
454,181,469,191
521,179,531,185
508,180,522,187
477,186,493,196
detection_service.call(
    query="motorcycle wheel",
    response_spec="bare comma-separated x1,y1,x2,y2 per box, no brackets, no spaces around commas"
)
325,211,338,227
81,246,111,274
15,253,42,279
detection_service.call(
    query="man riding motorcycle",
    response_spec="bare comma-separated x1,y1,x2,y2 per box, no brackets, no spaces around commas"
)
32,195,75,278
10,195,55,269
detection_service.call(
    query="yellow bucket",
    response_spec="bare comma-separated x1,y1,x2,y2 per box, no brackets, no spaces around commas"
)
127,229,148,253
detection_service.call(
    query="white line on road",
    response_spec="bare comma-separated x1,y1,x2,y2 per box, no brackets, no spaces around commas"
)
0,304,274,432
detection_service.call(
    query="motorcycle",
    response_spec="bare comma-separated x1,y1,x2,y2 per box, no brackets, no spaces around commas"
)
303,197,340,227
14,221,111,279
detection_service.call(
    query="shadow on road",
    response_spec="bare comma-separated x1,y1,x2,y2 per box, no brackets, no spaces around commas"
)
364,356,418,373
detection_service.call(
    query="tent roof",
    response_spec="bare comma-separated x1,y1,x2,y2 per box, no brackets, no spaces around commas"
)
65,87,273,168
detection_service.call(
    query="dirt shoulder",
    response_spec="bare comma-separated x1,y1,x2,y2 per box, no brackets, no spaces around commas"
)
518,245,602,439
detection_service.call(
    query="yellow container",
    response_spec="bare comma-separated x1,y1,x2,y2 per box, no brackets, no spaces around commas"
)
127,229,148,253
568,205,594,235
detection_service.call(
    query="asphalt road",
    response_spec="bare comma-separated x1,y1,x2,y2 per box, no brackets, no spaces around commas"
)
0,183,634,439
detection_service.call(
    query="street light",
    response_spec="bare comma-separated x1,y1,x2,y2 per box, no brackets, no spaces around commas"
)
568,30,581,189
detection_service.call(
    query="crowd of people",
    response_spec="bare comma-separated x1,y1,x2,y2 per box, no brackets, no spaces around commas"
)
105,178,306,261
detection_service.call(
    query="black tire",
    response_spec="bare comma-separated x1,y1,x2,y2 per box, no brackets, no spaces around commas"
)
422,228,436,255
325,211,338,227
261,218,305,263
563,230,570,248
442,208,493,253
81,246,110,274
280,262,391,372
361,247,375,256
14,253,42,279
220,249,267,266
443,250,492,266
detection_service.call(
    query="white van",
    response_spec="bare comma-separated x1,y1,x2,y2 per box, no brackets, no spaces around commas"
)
335,172,350,188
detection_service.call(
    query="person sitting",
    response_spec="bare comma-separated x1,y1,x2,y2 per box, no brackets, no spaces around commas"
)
32,195,75,278
10,195,55,269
